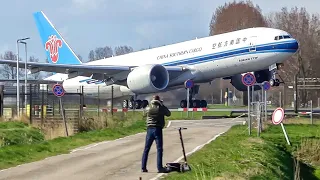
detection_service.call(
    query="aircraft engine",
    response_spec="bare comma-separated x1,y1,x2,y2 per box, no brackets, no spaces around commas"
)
230,69,272,91
127,64,169,94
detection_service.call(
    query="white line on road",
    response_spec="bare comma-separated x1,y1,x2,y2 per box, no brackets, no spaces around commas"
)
149,131,226,180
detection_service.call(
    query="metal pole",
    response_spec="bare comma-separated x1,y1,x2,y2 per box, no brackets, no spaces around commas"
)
16,41,20,117
24,43,27,114
280,123,291,146
186,88,189,117
265,90,267,122
247,85,251,135
294,74,298,113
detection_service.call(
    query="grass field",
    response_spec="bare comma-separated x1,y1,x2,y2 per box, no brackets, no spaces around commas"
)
0,118,147,170
163,118,320,180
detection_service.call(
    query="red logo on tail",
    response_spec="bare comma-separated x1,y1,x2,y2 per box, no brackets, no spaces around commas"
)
45,35,62,63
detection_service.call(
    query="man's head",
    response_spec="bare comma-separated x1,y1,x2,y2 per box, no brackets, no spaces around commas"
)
153,95,160,101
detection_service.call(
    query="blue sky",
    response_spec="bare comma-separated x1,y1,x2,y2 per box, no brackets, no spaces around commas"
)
0,0,318,62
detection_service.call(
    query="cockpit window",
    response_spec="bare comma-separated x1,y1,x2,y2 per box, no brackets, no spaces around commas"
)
274,35,292,40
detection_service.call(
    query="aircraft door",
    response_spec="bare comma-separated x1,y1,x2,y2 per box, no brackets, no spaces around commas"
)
248,36,257,52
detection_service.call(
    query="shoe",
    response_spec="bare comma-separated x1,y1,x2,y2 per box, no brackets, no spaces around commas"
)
157,167,169,173
141,169,148,173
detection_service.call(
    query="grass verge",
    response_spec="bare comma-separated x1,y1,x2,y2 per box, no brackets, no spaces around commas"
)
0,119,146,170
163,121,320,180
0,121,45,147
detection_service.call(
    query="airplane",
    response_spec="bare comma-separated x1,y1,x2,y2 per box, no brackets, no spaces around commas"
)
0,11,299,110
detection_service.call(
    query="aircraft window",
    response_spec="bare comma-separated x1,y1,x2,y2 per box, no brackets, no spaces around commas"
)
279,36,283,40
274,36,279,40
283,35,291,39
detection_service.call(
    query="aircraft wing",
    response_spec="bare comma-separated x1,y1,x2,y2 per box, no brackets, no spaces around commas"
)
0,59,188,81
0,79,62,84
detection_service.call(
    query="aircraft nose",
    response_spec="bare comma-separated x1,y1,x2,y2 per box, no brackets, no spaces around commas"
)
290,39,299,52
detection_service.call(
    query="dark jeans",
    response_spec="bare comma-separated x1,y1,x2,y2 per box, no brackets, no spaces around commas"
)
141,127,163,171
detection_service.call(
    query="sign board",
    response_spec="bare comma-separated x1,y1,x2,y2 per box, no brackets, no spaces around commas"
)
184,79,194,89
242,73,256,86
272,107,284,125
52,84,65,97
263,81,271,91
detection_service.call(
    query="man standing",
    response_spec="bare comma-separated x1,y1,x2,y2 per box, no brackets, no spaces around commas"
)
141,95,171,173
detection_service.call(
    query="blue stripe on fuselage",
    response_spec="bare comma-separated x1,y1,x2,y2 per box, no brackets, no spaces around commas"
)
162,40,298,66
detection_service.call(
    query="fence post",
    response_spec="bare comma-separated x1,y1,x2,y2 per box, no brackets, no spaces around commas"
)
0,84,3,118
29,84,32,124
310,100,313,125
79,86,84,119
111,85,114,116
41,87,44,125
98,86,100,117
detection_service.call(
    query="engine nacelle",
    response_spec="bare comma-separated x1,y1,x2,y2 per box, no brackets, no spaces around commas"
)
127,64,169,94
230,69,272,91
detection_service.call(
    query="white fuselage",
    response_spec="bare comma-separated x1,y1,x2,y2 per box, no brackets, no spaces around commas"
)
44,27,298,99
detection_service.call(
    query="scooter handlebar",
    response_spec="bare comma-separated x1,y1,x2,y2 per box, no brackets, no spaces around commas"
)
174,127,187,130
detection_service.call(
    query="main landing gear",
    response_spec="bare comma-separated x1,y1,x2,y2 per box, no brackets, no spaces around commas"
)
122,96,149,109
122,85,208,109
179,85,207,108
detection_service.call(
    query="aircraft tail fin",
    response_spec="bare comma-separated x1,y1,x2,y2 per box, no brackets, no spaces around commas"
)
33,11,82,65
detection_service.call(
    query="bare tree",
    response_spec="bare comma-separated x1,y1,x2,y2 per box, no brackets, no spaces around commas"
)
0,51,23,79
94,46,113,59
267,7,320,106
114,46,133,56
209,0,267,36
77,54,83,62
88,50,95,62
206,0,268,102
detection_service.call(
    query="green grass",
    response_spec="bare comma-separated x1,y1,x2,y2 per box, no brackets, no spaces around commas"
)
0,119,147,170
0,121,45,147
163,122,320,180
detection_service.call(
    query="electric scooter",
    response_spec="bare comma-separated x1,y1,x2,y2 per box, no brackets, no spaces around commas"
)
165,127,191,173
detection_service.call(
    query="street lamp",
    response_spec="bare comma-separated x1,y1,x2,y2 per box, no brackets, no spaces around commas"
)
16,37,30,117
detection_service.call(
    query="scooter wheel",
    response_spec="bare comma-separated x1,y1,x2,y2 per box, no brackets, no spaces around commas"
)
180,164,184,173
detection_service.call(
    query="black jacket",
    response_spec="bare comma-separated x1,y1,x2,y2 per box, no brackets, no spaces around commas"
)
145,100,171,128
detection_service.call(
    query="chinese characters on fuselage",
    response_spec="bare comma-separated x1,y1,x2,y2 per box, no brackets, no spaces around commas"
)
212,37,248,49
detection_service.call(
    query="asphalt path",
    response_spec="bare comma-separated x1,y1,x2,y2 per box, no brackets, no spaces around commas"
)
0,118,245,180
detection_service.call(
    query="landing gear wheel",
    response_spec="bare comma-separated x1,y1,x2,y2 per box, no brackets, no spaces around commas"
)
142,100,149,109
134,100,142,109
200,100,207,108
180,100,187,108
269,78,275,87
274,79,280,86
192,100,201,108
128,100,134,109
122,100,128,108
270,78,280,87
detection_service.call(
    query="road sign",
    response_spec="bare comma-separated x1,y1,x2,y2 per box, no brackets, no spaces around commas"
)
272,107,284,125
52,84,65,97
184,79,194,89
242,73,256,86
263,81,271,91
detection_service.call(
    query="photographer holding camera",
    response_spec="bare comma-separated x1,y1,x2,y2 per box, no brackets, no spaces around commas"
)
141,95,171,173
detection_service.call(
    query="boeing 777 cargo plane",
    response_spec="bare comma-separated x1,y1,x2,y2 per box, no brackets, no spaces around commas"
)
0,11,299,109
